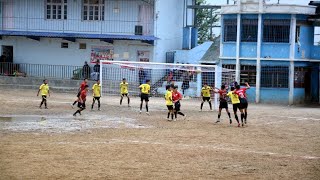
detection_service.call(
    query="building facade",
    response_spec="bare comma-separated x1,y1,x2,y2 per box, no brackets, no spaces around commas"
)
0,0,185,81
220,0,320,104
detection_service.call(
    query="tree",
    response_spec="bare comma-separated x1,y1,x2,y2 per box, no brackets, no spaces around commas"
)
195,0,219,44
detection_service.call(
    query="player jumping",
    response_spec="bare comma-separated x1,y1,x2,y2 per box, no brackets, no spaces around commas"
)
91,79,101,111
37,79,50,109
214,85,232,124
139,79,151,115
165,85,175,121
200,83,213,111
172,85,186,120
71,78,88,108
120,78,130,107
227,86,241,127
234,82,250,126
73,85,89,116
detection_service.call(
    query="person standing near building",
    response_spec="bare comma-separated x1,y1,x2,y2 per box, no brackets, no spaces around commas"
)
139,79,151,115
91,60,100,81
37,79,50,109
165,85,175,121
71,78,88,108
82,61,91,79
234,82,250,126
214,85,232,124
181,71,190,96
73,85,89,116
120,78,130,107
172,85,186,120
200,83,213,111
227,86,241,127
91,79,101,111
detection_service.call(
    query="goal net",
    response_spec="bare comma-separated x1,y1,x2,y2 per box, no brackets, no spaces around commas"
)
99,60,236,109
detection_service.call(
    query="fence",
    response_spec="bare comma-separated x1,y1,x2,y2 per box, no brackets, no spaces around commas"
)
0,62,84,80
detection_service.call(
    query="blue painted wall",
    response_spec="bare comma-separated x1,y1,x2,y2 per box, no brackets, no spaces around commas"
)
240,43,257,57
261,43,290,58
223,43,237,57
295,26,314,59
312,46,320,59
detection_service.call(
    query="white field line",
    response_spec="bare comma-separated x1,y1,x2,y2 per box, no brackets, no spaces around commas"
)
266,115,320,121
11,139,320,160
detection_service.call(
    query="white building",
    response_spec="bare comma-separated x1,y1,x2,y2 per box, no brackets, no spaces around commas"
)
0,0,185,67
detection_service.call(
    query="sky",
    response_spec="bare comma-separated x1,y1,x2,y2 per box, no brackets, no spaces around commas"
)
206,0,320,44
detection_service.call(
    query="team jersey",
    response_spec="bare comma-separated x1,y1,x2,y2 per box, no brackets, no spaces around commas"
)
80,89,87,101
92,83,101,97
120,82,129,94
80,81,87,91
39,83,49,96
172,91,183,101
165,90,173,106
201,86,212,97
139,84,150,94
227,91,240,104
235,88,247,99
218,89,228,102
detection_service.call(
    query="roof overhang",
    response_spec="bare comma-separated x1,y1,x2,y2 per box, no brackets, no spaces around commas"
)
0,30,159,43
221,3,317,15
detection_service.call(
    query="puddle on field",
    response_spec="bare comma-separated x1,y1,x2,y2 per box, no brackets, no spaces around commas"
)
0,115,149,133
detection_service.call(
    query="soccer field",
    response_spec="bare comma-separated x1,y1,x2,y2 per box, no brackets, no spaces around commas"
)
0,89,319,179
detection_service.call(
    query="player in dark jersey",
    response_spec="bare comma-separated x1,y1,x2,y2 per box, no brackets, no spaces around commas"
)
214,85,232,124
234,82,250,126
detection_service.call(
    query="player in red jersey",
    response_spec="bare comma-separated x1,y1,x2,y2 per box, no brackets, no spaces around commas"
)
214,84,232,124
73,85,89,116
234,82,250,126
71,78,88,108
172,86,186,120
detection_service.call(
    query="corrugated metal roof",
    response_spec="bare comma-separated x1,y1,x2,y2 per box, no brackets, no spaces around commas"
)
0,30,158,41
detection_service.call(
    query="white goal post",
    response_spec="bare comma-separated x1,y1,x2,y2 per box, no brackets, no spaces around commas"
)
99,60,236,110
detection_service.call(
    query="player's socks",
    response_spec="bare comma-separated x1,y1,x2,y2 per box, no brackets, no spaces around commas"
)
167,112,170,119
72,101,77,106
200,103,204,110
178,112,185,116
128,98,130,105
235,114,239,124
227,112,231,118
218,114,221,119
171,113,174,120
174,112,177,119
98,100,100,109
244,112,247,124
140,103,143,111
209,102,212,110
146,105,149,112
120,98,123,105
241,113,244,125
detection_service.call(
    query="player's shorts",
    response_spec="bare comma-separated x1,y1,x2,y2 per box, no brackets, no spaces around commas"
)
121,93,128,97
174,101,181,111
77,102,86,109
140,93,149,102
219,101,228,109
233,103,240,112
239,98,248,109
202,97,211,102
167,105,174,110
93,97,100,101
41,95,47,100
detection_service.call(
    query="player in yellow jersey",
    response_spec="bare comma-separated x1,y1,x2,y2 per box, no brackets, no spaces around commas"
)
91,79,101,111
120,78,130,107
200,83,213,111
164,85,175,121
227,86,241,127
37,79,50,109
139,79,151,115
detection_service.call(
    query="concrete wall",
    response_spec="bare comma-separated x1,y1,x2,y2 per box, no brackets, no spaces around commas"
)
0,36,154,66
3,0,154,35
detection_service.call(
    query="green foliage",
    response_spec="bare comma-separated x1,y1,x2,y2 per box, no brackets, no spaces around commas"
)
195,0,219,44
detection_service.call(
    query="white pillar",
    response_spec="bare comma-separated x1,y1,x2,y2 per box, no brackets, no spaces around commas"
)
319,64,320,104
235,13,241,83
289,14,296,105
255,12,263,103
99,60,103,96
196,67,202,97
214,63,222,110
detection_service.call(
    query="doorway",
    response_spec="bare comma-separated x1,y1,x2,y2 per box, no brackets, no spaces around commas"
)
1,46,13,63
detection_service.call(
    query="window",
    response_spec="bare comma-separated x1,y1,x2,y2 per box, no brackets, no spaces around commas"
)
261,66,288,88
263,19,290,43
46,0,67,20
294,67,309,88
224,19,237,42
241,19,258,42
222,64,256,86
61,42,68,48
79,43,87,49
83,0,105,21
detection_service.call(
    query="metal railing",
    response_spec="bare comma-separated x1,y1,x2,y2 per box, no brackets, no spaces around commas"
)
0,62,85,80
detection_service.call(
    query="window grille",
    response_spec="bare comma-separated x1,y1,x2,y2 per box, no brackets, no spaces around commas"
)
222,64,256,86
261,66,288,88
223,19,237,42
46,0,67,20
241,19,258,42
83,0,105,21
263,19,290,43
294,67,308,88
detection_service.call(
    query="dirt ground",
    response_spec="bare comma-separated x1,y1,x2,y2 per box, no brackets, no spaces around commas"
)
0,89,319,179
